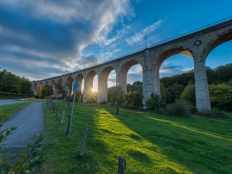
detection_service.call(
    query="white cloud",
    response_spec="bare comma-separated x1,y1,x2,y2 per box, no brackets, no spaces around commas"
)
0,0,133,80
126,20,162,46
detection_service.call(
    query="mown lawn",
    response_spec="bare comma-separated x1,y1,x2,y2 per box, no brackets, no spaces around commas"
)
40,101,232,174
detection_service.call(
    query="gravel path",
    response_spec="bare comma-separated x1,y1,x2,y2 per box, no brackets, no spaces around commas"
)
0,102,44,155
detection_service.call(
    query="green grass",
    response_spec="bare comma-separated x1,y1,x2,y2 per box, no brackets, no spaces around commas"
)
0,102,33,122
40,102,232,174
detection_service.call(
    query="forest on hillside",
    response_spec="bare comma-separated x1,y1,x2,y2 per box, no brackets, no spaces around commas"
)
0,70,33,97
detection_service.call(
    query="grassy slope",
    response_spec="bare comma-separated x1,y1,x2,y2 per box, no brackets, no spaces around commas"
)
0,102,33,121
41,101,232,174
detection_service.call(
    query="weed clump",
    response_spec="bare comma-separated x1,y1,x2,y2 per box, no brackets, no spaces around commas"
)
165,101,191,117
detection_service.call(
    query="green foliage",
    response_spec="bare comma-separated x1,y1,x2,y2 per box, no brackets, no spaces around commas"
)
165,101,191,117
55,82,73,109
20,77,33,95
146,93,166,110
200,108,228,118
0,133,44,173
127,81,143,92
108,86,124,104
180,84,196,105
41,84,54,99
181,83,232,111
214,63,232,83
209,83,232,111
124,90,143,109
0,69,33,96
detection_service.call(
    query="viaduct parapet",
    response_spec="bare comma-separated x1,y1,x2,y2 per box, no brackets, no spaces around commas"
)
32,19,232,112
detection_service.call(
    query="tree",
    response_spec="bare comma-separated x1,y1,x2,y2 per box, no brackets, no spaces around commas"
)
1,72,20,94
108,86,124,104
124,91,143,110
166,83,184,103
181,83,232,111
36,86,43,98
127,81,143,92
180,84,196,105
55,82,72,110
20,77,33,95
146,88,166,111
41,84,53,99
215,63,232,83
209,84,232,111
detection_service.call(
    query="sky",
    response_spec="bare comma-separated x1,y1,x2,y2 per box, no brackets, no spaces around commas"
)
0,0,232,91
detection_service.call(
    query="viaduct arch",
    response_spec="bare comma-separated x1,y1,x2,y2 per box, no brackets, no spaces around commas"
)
32,19,232,112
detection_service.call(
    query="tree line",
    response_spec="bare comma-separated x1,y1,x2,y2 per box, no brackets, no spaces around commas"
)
0,69,33,96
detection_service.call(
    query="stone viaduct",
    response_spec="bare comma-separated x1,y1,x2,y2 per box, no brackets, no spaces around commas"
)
32,19,232,112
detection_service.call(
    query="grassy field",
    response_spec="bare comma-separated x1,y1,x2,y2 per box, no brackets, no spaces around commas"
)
0,102,34,122
40,101,232,174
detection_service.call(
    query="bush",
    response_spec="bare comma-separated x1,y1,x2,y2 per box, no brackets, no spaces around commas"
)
165,101,191,117
209,84,232,111
200,108,229,118
99,100,107,105
146,93,166,110
180,84,195,105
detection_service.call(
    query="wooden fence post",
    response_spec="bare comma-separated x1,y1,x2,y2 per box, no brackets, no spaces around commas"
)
118,156,126,174
66,116,71,134
56,107,58,117
61,109,65,125
80,128,89,157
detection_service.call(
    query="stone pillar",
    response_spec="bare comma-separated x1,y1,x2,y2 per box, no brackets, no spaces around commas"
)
143,50,160,106
97,75,108,103
117,68,127,94
83,76,93,103
194,61,211,112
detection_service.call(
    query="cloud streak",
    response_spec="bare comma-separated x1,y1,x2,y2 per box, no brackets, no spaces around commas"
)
125,20,162,45
0,0,132,80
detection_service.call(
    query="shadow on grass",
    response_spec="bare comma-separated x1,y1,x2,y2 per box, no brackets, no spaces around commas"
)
105,107,232,174
128,149,152,164
41,102,116,173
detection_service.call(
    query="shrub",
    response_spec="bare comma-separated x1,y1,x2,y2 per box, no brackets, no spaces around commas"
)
180,84,195,105
165,101,191,117
200,108,228,118
99,100,107,105
209,84,232,111
146,93,166,110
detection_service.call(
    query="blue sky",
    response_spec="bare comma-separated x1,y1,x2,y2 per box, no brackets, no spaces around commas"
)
0,0,232,91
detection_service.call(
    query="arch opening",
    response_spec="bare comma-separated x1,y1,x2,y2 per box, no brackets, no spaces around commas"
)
65,76,74,96
97,67,116,103
83,71,97,103
205,40,232,111
119,60,143,94
155,48,194,104
75,74,84,102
